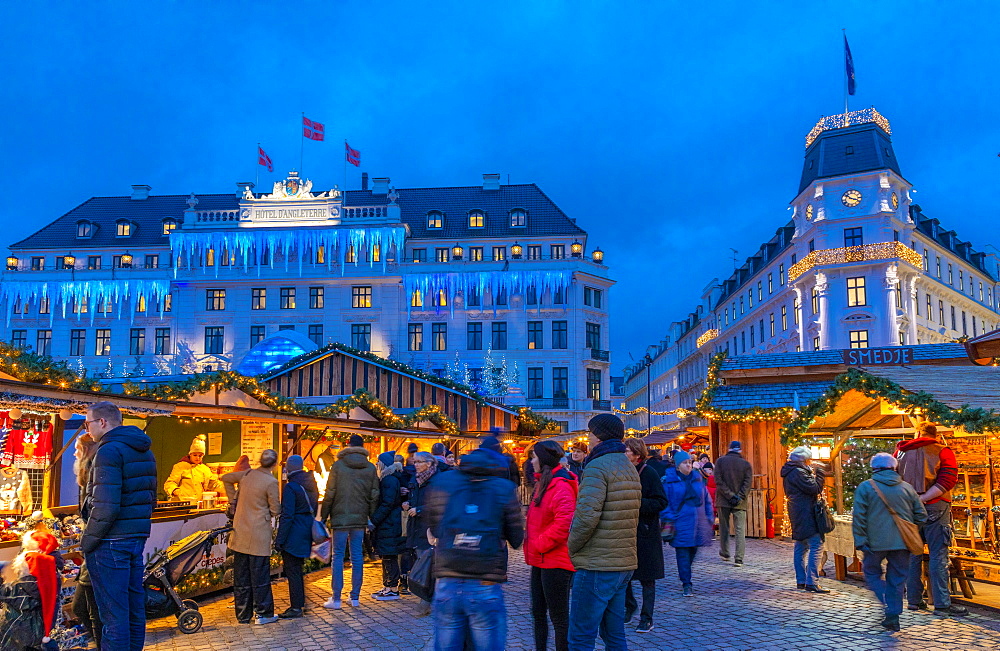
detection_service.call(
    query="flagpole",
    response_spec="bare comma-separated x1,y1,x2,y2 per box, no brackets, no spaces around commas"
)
300,112,305,173
343,139,348,191
842,29,849,125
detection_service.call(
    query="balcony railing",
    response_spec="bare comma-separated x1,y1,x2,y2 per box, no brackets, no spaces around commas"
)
192,209,240,224
527,398,570,410
592,399,611,411
342,206,388,219
787,242,921,283
588,348,610,361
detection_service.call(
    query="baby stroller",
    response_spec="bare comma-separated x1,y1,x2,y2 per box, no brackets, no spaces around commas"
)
144,525,231,634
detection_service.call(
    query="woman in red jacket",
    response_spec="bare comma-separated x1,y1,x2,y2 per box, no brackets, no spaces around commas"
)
524,440,577,651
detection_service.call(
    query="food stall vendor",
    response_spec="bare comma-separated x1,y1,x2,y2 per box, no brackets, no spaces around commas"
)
163,435,221,502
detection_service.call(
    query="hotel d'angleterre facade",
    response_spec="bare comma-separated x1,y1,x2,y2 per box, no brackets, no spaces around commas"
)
622,108,1000,434
0,172,613,432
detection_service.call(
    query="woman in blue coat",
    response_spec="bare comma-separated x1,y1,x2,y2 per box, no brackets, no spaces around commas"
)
660,449,714,597
275,455,319,619
371,451,406,601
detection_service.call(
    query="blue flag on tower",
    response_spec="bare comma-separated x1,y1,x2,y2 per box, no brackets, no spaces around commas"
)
844,33,856,96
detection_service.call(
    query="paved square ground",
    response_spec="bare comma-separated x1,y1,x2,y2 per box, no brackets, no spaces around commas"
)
145,538,1000,650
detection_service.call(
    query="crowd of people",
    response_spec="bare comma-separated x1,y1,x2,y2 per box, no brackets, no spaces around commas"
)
0,399,973,650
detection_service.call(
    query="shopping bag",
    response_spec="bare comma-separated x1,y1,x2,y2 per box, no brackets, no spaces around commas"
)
311,539,331,563
408,547,436,602
312,519,330,544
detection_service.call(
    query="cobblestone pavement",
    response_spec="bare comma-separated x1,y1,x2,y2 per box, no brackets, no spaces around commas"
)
146,538,1000,650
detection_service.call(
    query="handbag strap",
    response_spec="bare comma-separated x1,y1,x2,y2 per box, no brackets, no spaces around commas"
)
868,479,901,518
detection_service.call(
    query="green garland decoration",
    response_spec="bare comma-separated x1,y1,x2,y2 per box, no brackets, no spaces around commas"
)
695,351,798,423
258,342,497,406
779,368,1000,447
516,406,558,434
0,341,103,391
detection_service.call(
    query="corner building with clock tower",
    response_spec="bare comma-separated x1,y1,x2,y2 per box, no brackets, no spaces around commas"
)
621,108,1000,432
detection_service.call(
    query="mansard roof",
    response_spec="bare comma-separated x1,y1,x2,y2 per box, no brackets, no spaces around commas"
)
799,121,902,194
911,206,998,281
11,183,584,251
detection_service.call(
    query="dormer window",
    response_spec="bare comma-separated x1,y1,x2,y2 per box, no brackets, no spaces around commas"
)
162,218,178,235
116,220,133,237
76,220,94,238
510,209,527,228
427,211,444,229
468,210,485,229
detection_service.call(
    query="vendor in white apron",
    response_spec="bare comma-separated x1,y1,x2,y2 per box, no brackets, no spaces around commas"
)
164,435,221,502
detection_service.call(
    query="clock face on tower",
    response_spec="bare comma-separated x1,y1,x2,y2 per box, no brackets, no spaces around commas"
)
891,192,899,210
842,189,862,207
805,204,814,221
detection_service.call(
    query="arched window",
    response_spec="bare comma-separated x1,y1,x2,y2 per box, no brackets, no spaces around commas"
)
509,209,527,228
427,211,444,229
468,210,485,229
162,218,178,235
76,220,94,238
116,220,133,237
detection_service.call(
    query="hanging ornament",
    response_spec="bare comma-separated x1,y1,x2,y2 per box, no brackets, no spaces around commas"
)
59,408,74,421
8,408,22,420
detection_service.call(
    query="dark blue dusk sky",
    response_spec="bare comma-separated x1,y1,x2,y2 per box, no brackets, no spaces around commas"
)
2,2,998,369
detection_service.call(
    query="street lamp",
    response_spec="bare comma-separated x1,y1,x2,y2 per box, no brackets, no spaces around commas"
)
644,353,653,436
571,240,583,258
120,251,133,268
511,242,523,259
63,254,76,268
592,247,604,264
451,243,463,260
6,256,18,271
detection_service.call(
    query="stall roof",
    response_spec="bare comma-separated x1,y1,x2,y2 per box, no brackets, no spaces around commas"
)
720,343,969,375
711,381,831,412
862,366,1000,411
965,328,1000,365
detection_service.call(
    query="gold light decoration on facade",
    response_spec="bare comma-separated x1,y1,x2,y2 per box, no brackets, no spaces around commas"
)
571,240,583,257
787,242,921,283
696,329,720,348
592,248,604,264
805,108,892,148
451,243,463,260
63,254,76,268
6,256,19,270
120,252,133,267
511,242,523,259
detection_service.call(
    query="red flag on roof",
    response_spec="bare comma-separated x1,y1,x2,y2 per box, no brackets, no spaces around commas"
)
303,116,325,141
257,146,273,172
345,142,360,167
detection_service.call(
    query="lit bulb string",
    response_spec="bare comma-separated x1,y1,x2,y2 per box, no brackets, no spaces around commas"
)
613,406,694,418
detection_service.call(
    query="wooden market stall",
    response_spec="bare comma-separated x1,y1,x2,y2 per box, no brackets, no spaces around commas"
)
700,342,1000,608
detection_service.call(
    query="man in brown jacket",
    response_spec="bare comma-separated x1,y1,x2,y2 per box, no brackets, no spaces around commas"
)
567,414,641,651
222,449,281,625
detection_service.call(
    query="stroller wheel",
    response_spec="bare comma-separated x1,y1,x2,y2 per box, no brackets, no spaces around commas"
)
177,608,203,634
182,599,200,611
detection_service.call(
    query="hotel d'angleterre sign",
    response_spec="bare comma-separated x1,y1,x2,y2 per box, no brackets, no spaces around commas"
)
240,171,342,224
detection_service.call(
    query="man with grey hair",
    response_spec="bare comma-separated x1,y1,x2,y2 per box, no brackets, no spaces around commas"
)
81,401,157,650
780,445,828,592
852,452,927,631
223,449,281,625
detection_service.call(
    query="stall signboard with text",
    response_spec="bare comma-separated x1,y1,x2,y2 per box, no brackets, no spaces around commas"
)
842,347,914,367
241,422,273,461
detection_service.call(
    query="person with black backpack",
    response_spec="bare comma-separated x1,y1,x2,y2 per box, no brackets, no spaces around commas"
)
423,447,525,651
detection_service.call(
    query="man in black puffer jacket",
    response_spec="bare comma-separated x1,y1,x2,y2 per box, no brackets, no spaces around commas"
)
423,448,524,650
80,401,157,650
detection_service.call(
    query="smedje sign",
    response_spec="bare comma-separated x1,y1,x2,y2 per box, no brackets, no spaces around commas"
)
842,347,914,366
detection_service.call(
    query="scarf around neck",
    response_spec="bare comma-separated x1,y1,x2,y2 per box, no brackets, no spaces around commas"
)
677,469,702,507
416,466,436,486
584,438,626,467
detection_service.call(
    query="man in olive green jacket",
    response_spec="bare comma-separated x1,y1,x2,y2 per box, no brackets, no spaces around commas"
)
567,414,641,650
852,453,927,632
320,435,380,608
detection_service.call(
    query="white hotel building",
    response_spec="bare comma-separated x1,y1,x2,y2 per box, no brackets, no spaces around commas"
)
1,172,613,432
622,109,1000,432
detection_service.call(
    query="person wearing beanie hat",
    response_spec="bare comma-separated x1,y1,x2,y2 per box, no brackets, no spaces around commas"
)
567,413,641,648
275,454,319,619
479,436,522,484
0,529,61,648
320,433,379,609
163,434,221,503
370,451,407,602
661,443,714,598
714,439,754,566
781,445,829,593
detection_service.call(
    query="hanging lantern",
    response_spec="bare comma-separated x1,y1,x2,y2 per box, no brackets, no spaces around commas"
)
120,251,133,267
58,408,74,421
571,240,583,257
5,256,18,271
8,408,22,420
511,242,523,259
592,247,604,263
451,243,463,260
63,254,76,268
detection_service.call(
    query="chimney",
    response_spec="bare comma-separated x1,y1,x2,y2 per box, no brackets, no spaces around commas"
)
361,172,369,191
130,184,151,200
372,177,390,195
236,181,255,198
482,173,501,191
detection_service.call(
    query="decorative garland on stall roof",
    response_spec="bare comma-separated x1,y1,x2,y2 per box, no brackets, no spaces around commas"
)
694,351,799,424
778,368,1000,447
0,341,103,391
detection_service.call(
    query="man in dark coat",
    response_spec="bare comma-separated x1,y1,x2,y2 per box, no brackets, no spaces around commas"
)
644,447,668,478
479,435,521,484
402,451,439,612
275,455,319,618
781,445,829,593
714,440,753,566
423,447,525,650
623,438,669,633
81,401,157,650
371,451,406,601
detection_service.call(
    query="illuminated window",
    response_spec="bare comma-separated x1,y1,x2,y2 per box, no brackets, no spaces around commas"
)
345,246,356,263
528,321,543,349
849,330,869,349
309,287,324,309
550,245,565,260
315,246,325,264
427,211,444,229
757,281,762,301
280,287,296,309
408,324,423,351
411,290,423,308
926,294,933,322
781,305,788,330
435,248,449,262
411,248,427,263
468,210,485,228
88,256,101,270
116,220,132,237
492,246,506,261
95,329,112,356
145,254,159,269
30,257,44,271
35,330,51,355
769,313,775,337
587,368,602,400
470,247,484,262
846,277,866,306
947,264,953,285
162,218,177,235
77,221,94,238
433,289,447,307
811,288,819,315
510,209,527,227
352,286,372,308
432,323,447,350
135,295,146,313
206,289,226,311
527,245,542,260
252,288,266,310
